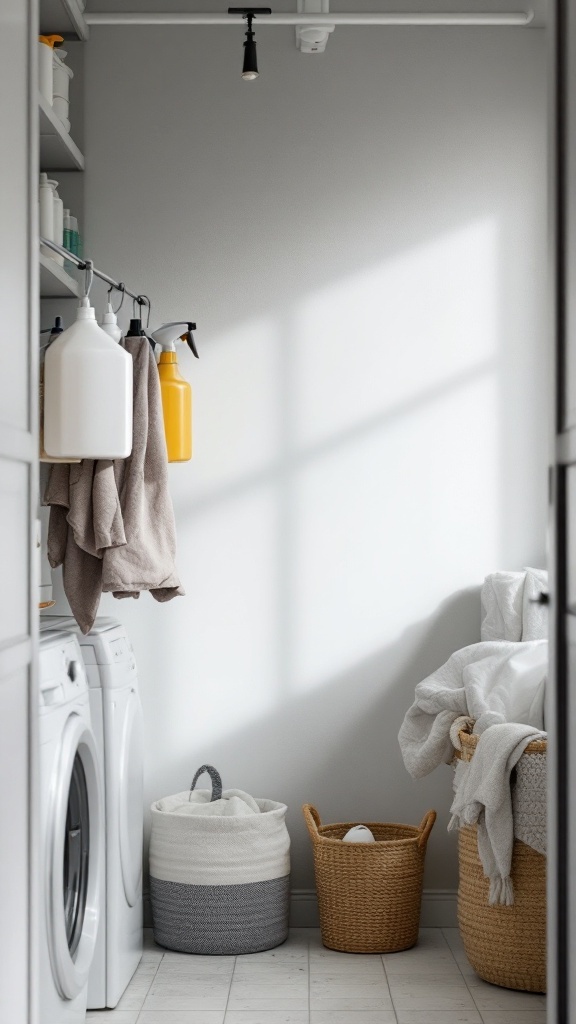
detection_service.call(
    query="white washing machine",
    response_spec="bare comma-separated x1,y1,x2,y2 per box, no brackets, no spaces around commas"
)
38,627,103,1024
43,615,144,1008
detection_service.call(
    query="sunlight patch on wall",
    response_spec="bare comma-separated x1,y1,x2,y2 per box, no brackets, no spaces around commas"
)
291,373,499,693
293,219,498,448
183,315,281,499
163,485,280,746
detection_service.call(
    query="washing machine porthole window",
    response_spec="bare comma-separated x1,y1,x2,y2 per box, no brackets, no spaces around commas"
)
63,752,90,959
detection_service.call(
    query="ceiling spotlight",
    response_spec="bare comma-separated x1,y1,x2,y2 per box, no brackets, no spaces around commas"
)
228,7,272,80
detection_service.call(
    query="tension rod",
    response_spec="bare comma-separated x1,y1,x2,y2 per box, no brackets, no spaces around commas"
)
86,10,535,27
40,237,149,310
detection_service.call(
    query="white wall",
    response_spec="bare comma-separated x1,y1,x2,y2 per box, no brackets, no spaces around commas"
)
74,23,548,900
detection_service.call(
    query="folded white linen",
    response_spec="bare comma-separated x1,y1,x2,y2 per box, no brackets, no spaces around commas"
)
481,572,525,641
448,723,544,904
480,568,548,642
522,567,549,641
398,640,547,779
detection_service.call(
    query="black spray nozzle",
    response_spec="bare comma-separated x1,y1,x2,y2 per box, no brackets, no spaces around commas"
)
40,315,64,335
186,322,199,359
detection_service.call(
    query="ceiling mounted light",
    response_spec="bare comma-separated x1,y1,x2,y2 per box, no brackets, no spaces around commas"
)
228,7,272,80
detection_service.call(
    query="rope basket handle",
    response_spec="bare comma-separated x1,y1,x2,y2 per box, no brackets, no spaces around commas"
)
417,809,437,850
189,764,223,803
303,803,322,838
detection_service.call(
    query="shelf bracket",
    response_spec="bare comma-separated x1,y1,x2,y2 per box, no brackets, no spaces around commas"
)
295,0,335,53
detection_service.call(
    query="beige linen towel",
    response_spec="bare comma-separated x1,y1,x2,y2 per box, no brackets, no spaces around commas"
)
44,337,184,633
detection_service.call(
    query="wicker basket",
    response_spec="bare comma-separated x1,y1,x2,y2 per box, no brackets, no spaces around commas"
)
456,731,547,993
303,804,436,953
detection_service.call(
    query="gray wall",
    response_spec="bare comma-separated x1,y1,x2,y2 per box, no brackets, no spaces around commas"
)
79,23,548,898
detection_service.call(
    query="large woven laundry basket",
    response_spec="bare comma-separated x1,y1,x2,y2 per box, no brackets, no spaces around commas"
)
303,804,436,953
456,731,547,993
150,765,290,955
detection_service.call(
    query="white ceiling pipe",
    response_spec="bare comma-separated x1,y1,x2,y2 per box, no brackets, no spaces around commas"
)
86,10,534,27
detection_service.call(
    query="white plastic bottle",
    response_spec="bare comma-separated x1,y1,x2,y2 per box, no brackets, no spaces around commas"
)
39,173,55,256
100,302,123,342
52,47,73,133
44,296,133,459
38,35,63,105
48,180,64,265
69,214,80,257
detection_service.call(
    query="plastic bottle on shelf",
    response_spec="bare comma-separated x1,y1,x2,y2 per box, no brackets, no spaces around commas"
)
68,215,80,257
62,209,75,270
52,47,73,133
39,173,55,257
63,208,71,250
38,35,63,105
48,180,64,266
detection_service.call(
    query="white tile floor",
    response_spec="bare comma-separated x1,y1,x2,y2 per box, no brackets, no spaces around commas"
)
86,927,547,1024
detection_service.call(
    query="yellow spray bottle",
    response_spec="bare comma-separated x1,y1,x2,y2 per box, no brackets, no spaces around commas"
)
151,322,198,463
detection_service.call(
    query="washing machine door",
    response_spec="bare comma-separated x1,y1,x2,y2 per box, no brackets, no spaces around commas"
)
118,689,144,907
47,713,102,1000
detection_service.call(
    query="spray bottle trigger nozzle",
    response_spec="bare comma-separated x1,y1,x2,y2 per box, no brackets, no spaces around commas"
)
184,323,199,358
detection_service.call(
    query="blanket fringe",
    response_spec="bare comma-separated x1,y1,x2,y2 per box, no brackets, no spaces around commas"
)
489,875,514,906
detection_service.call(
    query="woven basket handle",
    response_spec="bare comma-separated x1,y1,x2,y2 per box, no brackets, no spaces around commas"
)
189,764,223,803
417,809,437,850
302,803,322,838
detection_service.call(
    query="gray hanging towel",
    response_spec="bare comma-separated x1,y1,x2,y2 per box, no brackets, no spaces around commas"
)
103,336,184,602
44,337,184,633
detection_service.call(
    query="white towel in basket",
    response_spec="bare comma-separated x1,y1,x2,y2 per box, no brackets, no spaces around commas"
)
157,788,261,817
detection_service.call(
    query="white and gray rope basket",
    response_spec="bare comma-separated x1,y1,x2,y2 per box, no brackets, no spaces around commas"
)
149,765,291,954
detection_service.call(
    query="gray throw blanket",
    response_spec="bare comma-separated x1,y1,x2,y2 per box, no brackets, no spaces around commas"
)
448,723,544,905
44,336,184,633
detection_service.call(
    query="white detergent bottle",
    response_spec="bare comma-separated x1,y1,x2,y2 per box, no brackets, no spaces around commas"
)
39,173,54,256
44,296,133,459
48,180,64,265
100,302,123,342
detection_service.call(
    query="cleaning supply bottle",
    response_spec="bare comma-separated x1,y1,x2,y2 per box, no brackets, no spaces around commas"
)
39,316,81,463
100,302,123,342
44,296,133,460
63,208,72,250
38,34,63,105
52,46,73,133
39,173,55,256
48,179,64,265
150,323,198,463
69,214,80,257
127,318,146,337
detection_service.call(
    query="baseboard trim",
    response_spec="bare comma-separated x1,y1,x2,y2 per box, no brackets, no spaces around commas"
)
289,888,458,928
144,887,458,930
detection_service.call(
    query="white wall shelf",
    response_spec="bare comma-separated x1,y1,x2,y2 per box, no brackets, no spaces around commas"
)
40,254,79,298
39,93,84,172
40,0,89,41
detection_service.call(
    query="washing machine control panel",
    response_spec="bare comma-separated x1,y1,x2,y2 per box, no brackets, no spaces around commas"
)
39,633,88,708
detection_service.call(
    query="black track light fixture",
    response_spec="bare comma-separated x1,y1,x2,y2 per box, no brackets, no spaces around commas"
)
228,8,272,80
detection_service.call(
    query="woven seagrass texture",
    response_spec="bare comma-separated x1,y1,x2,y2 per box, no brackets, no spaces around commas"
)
456,731,546,994
458,731,547,762
303,804,436,954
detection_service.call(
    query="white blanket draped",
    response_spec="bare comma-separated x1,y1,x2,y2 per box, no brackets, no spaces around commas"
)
398,640,547,780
